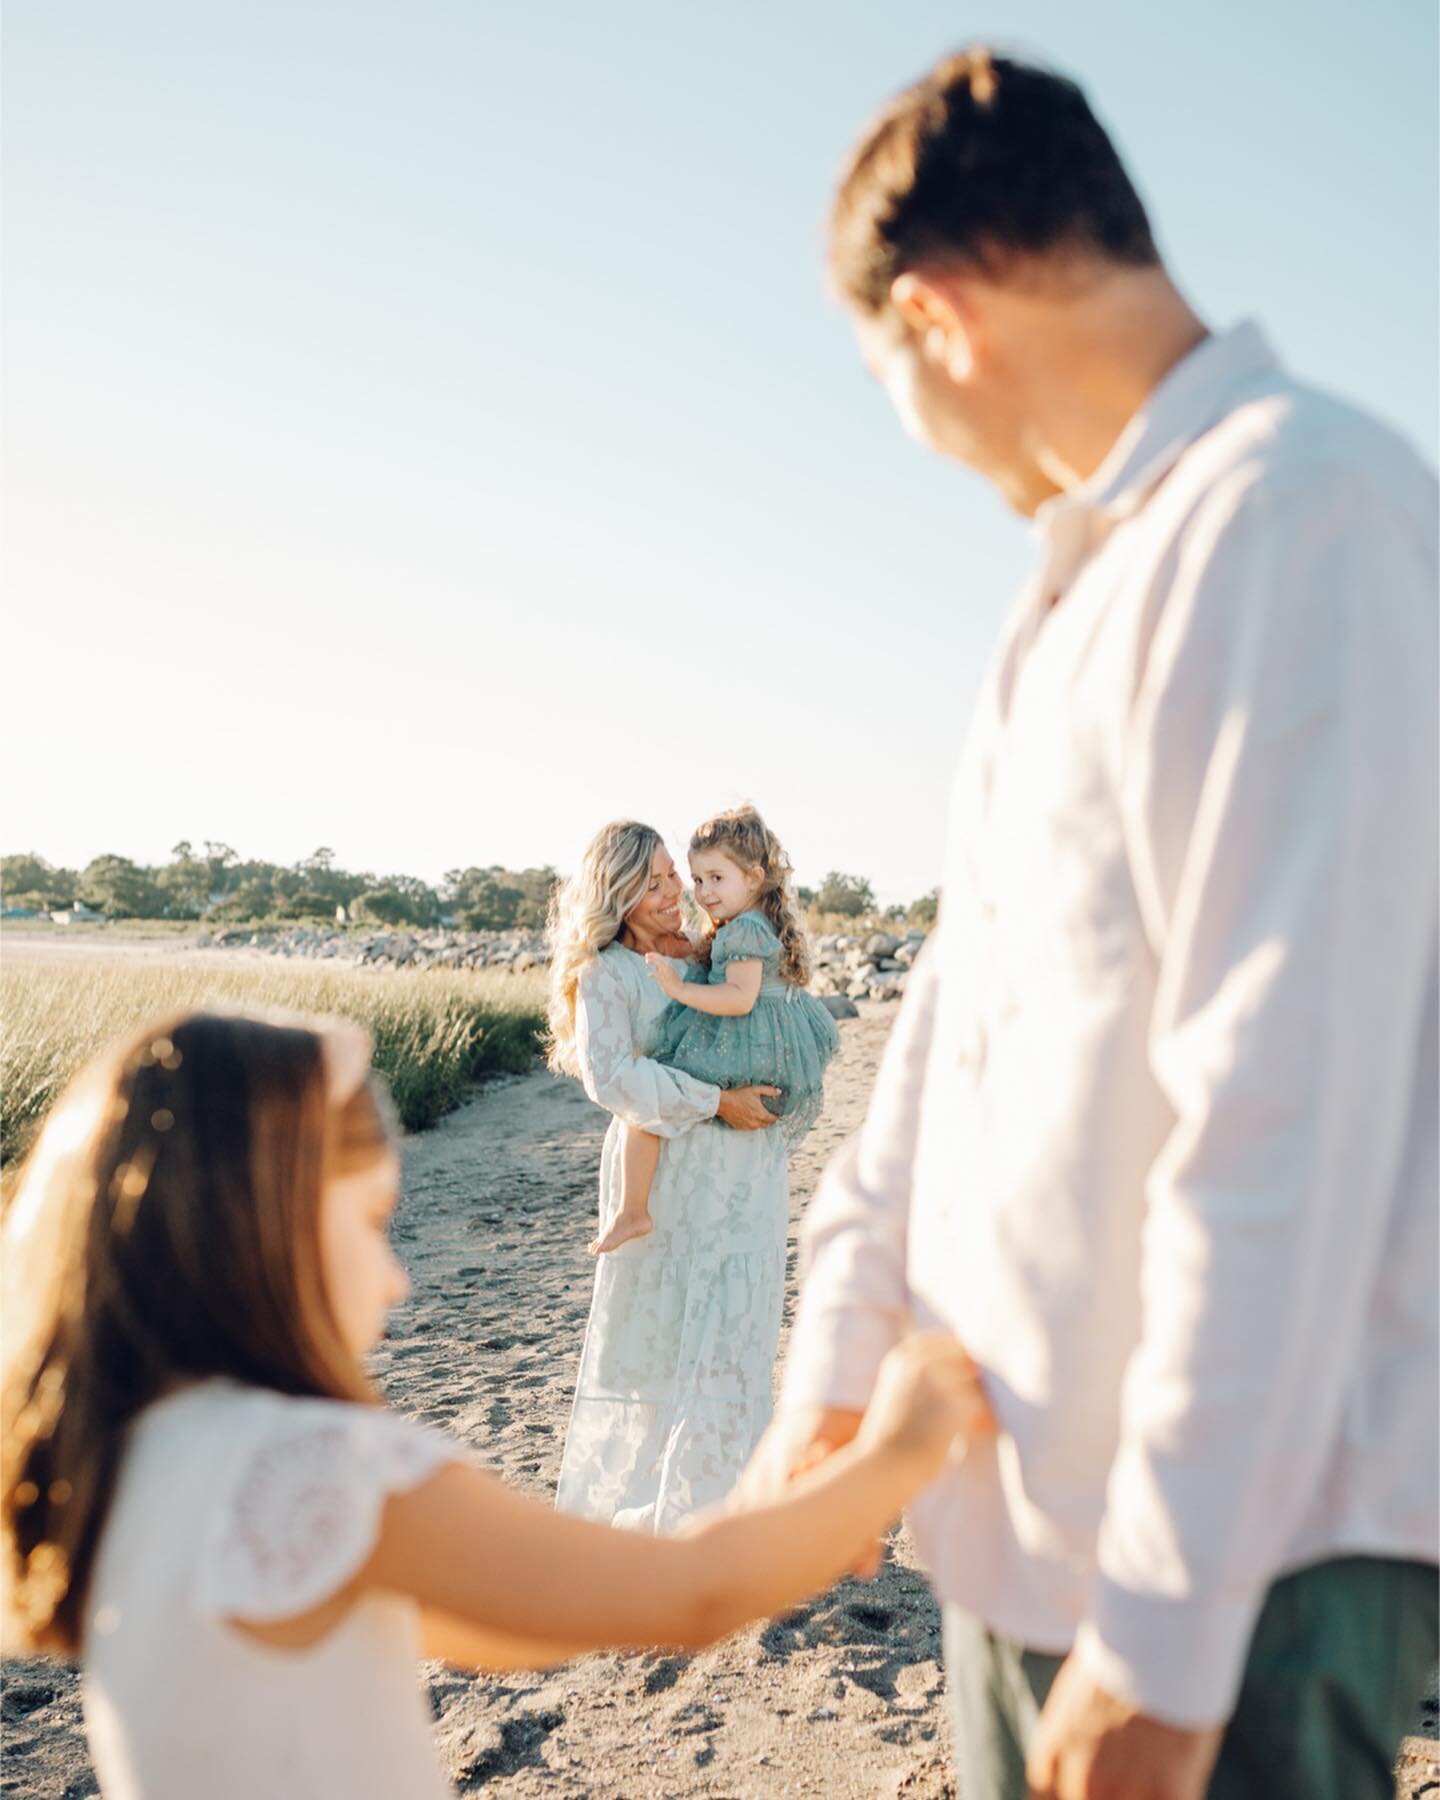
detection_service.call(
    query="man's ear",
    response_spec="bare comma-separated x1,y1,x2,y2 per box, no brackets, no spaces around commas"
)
890,270,979,381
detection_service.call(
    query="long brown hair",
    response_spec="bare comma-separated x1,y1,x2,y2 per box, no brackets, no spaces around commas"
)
689,805,811,986
2,1010,389,1656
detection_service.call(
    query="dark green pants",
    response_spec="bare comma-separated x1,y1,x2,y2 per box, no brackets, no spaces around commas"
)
943,1557,1438,1800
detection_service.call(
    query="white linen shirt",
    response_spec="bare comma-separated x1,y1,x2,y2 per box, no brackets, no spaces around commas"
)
782,321,1439,1727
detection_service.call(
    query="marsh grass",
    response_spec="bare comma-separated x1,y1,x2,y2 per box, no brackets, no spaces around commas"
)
1,958,547,1167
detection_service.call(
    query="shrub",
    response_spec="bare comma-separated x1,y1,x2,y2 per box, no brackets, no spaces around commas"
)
78,855,169,919
1,855,79,912
445,866,557,931
813,872,876,918
351,884,438,928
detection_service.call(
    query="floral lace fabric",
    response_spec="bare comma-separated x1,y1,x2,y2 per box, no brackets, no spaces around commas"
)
199,1397,459,1622
556,945,790,1532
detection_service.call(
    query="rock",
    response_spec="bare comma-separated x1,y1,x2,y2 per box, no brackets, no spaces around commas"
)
867,970,909,999
193,917,943,1002
819,994,860,1020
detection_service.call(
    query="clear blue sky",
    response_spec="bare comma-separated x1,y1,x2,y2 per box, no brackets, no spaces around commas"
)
5,0,1436,902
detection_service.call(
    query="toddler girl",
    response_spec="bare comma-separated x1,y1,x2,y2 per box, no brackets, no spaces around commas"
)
2,1008,988,1800
590,805,839,1257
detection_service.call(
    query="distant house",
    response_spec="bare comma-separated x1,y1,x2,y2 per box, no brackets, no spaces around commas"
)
49,901,106,925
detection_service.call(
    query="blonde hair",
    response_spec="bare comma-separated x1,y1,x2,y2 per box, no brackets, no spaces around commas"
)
545,821,663,1078
690,805,811,987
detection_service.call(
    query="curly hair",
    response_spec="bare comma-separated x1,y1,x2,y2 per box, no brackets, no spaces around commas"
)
689,805,811,988
545,821,663,1078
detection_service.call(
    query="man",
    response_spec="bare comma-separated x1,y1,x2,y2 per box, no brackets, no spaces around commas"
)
751,47,1438,1800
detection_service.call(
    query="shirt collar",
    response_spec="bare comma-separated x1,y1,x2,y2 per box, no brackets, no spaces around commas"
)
1034,320,1281,538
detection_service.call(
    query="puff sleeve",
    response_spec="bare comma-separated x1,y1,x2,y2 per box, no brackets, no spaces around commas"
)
710,913,779,974
197,1400,461,1623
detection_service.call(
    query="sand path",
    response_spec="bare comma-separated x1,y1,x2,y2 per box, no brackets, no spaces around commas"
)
4,997,1435,1796
4,1003,968,1799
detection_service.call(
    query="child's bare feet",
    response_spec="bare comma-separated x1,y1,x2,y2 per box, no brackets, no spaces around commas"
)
588,1211,654,1257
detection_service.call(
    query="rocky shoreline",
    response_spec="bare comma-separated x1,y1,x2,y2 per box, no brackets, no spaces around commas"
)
196,924,927,1004
809,930,922,1003
197,923,550,973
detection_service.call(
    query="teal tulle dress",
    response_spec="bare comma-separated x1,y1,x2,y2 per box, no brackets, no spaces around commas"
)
653,910,840,1143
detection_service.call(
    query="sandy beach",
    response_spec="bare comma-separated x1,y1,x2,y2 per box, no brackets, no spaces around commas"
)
2,1002,968,1799
3,990,1434,1799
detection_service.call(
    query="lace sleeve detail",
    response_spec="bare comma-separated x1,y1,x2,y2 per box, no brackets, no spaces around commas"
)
711,912,779,973
574,954,719,1137
198,1400,461,1623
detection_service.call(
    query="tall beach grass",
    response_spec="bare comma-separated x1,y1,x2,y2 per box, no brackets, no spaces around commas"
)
1,957,547,1168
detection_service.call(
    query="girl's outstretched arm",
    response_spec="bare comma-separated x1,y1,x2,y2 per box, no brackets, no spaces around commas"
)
418,1612,590,1671
645,954,762,1017
362,1334,989,1670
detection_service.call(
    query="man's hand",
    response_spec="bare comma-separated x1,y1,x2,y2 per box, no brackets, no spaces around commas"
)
1026,1656,1222,1800
715,1085,782,1130
733,1406,885,1576
737,1405,865,1502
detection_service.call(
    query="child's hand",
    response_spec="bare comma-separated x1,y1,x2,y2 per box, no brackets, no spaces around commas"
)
856,1334,995,1477
644,952,685,999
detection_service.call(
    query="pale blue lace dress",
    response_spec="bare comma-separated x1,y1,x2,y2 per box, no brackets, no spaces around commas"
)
555,943,790,1532
653,910,839,1142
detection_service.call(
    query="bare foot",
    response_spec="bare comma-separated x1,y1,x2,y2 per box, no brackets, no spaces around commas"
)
588,1213,654,1257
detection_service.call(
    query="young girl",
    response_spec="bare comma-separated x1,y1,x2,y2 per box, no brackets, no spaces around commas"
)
590,805,839,1257
1,1008,989,1800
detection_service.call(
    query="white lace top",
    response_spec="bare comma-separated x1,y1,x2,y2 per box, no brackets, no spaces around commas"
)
82,1380,461,1800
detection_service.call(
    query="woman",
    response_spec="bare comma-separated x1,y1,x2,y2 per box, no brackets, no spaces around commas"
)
547,820,788,1531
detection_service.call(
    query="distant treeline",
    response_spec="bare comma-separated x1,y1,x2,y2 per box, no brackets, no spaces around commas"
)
2,846,939,932
2,845,556,932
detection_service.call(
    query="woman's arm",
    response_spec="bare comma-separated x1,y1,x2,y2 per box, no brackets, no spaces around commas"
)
362,1335,987,1668
646,955,762,1017
574,955,720,1135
